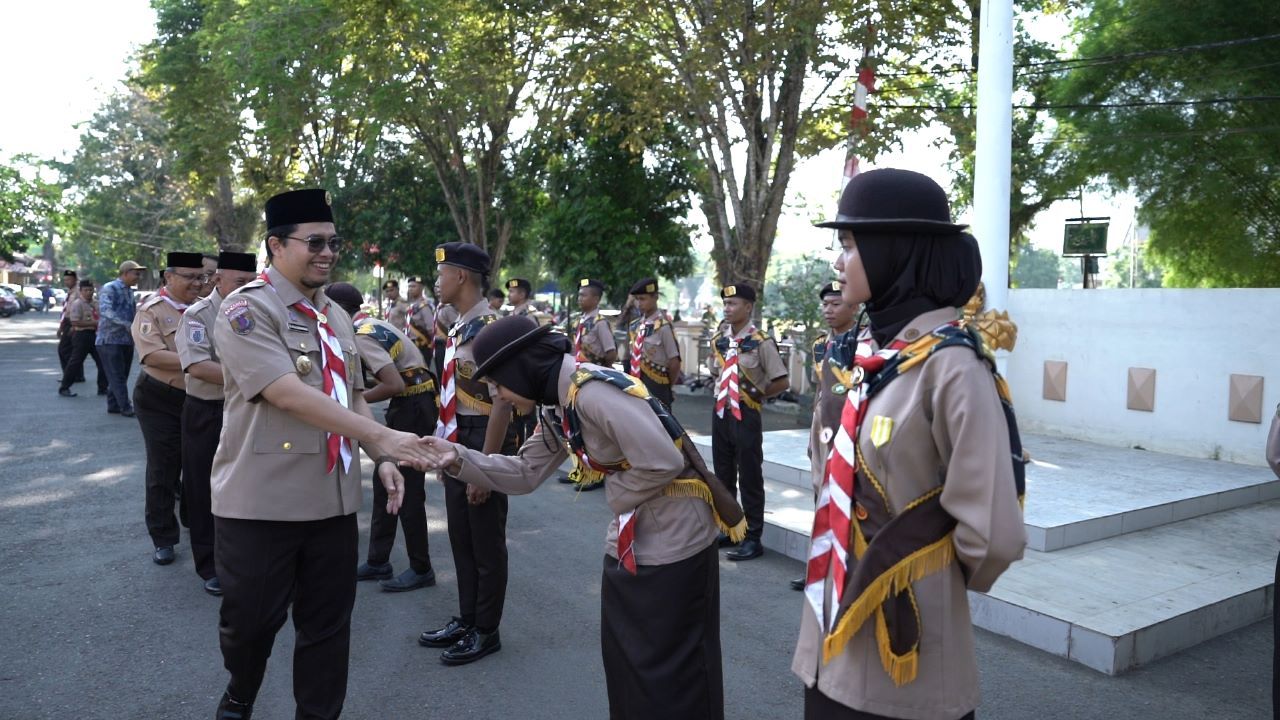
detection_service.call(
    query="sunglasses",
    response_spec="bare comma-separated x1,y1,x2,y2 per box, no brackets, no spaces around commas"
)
282,234,345,253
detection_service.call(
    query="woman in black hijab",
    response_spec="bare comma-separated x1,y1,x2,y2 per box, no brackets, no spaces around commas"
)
793,169,1026,720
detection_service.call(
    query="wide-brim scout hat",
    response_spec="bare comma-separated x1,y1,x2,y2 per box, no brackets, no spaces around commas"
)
434,242,491,275
217,251,257,272
814,168,967,235
720,283,757,302
818,280,843,300
472,315,554,380
265,188,334,228
629,277,659,295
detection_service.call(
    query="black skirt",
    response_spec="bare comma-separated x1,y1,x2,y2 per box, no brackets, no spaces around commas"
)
601,542,723,720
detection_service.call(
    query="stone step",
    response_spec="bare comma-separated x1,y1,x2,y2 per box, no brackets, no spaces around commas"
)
693,430,1280,552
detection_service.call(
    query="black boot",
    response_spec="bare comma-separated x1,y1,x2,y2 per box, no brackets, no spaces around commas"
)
215,690,253,720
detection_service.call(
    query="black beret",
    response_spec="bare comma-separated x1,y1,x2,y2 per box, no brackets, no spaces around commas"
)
472,315,552,380
720,283,757,302
382,279,399,290
506,278,531,292
578,278,605,292
406,276,424,284
166,252,204,269
434,242,491,275
217,251,257,273
325,282,364,314
819,280,843,300
62,269,77,277
77,279,94,289
265,188,334,229
629,277,659,295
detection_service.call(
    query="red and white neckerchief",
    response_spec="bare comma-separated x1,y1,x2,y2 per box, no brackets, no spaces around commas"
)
715,325,755,420
573,313,592,363
352,310,370,322
434,325,459,442
804,334,909,631
261,272,352,473
156,287,189,312
628,316,650,377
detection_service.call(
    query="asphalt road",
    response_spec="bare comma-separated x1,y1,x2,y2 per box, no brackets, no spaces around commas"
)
0,312,1271,719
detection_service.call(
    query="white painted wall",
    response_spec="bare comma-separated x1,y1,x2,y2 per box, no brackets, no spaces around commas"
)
1005,289,1280,466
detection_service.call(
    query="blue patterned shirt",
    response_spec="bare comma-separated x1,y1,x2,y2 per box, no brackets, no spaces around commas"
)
96,279,135,345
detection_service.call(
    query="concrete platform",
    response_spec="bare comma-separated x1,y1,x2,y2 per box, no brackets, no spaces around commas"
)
690,429,1280,674
692,431,1280,552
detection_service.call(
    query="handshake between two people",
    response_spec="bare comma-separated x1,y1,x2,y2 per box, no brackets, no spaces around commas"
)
372,431,468,515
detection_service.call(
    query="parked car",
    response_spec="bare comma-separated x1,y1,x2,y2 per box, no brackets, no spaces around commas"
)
0,283,28,312
0,287,19,317
21,286,45,311
52,288,67,305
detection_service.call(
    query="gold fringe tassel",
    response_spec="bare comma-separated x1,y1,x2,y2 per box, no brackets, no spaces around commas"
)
456,392,493,414
663,479,747,542
822,533,956,664
874,609,920,687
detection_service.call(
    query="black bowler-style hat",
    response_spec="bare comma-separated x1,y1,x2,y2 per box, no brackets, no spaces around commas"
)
472,315,554,380
720,283,757,302
265,188,334,229
506,278,532,293
434,242,491,275
629,277,659,295
217,251,257,272
818,280,843,300
167,252,204,269
815,168,966,235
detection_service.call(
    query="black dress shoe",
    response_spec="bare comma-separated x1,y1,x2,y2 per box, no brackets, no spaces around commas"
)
556,473,575,484
356,561,393,581
578,480,603,492
726,538,764,561
717,532,737,548
58,388,76,397
215,690,253,720
120,410,135,418
380,568,436,592
419,617,471,648
204,577,223,596
789,577,805,591
441,628,501,666
153,546,175,565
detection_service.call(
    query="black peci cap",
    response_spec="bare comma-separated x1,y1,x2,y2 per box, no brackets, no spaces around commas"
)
629,277,659,295
167,252,205,269
720,283,757,302
217,251,257,272
265,188,334,229
434,242,491,275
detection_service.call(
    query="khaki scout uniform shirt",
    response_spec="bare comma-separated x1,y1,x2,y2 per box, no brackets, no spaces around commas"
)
629,311,680,380
457,356,717,565
131,291,188,389
808,328,858,490
435,303,459,335
709,324,788,411
354,317,428,391
67,296,97,330
176,288,225,401
209,266,365,522
510,300,552,326
385,298,409,330
452,299,498,417
571,309,616,364
791,308,1026,720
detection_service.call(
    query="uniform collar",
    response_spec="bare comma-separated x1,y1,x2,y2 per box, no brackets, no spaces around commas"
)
643,310,664,324
457,298,492,325
206,287,222,307
728,322,754,340
265,266,307,308
581,308,598,321
512,301,531,315
881,306,961,347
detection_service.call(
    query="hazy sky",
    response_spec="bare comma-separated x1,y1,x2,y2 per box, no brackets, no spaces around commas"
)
0,1,1133,261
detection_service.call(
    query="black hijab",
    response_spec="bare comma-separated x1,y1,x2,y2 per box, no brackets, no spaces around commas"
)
853,232,982,346
484,332,574,406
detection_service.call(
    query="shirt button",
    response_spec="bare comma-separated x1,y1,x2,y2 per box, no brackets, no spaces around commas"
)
282,442,292,450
